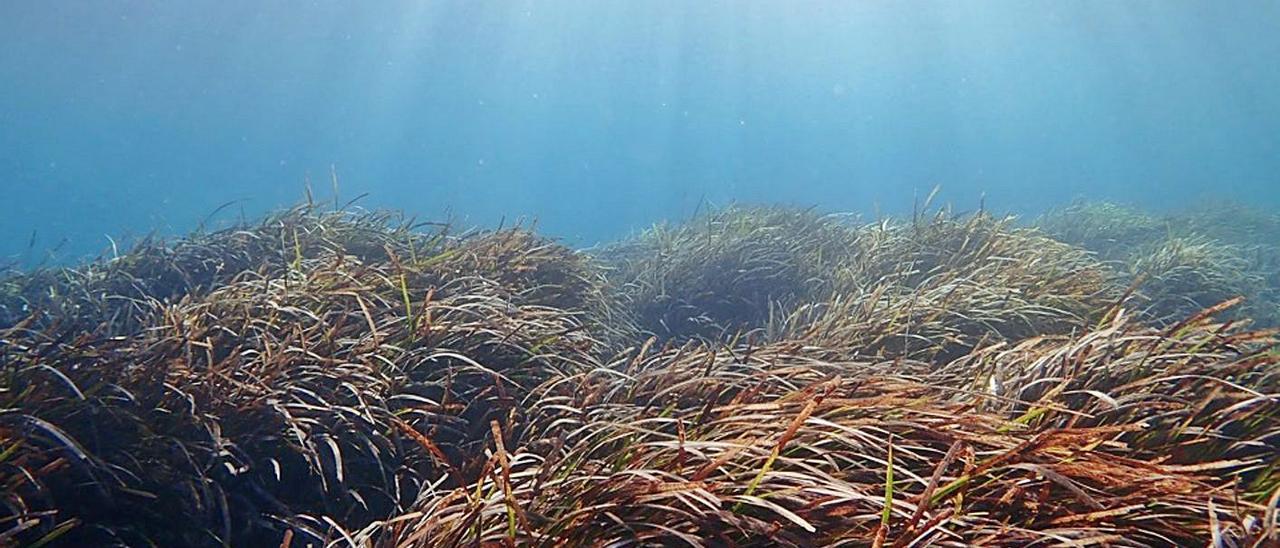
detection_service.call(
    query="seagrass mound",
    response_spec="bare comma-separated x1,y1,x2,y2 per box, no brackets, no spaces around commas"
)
1036,201,1166,262
601,205,859,342
1038,200,1280,328
2,202,1278,547
606,205,1122,361
1,206,618,546
781,210,1122,363
365,307,1278,546
0,207,452,337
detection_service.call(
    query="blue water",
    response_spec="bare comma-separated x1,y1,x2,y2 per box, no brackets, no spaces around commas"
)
2,2,1278,262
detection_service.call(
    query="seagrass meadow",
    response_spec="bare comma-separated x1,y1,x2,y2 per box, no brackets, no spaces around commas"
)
1,201,1278,547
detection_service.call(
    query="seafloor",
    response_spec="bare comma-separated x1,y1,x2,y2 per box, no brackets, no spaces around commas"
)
1,201,1278,546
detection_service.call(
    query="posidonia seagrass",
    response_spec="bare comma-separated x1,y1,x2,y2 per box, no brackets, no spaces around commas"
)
2,202,1277,547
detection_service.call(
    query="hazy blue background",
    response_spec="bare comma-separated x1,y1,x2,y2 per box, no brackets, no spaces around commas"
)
2,2,1278,263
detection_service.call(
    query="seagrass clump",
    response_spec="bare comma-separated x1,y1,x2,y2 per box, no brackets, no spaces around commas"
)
609,206,1121,361
1178,201,1280,247
436,228,638,352
935,299,1280,477
1036,201,1165,261
0,206,447,337
1038,201,1280,328
782,210,1122,362
603,205,858,342
1182,205,1280,320
368,304,1279,546
1124,236,1267,325
0,206,616,546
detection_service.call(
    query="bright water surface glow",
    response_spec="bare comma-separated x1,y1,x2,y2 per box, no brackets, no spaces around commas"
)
1,2,1278,261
